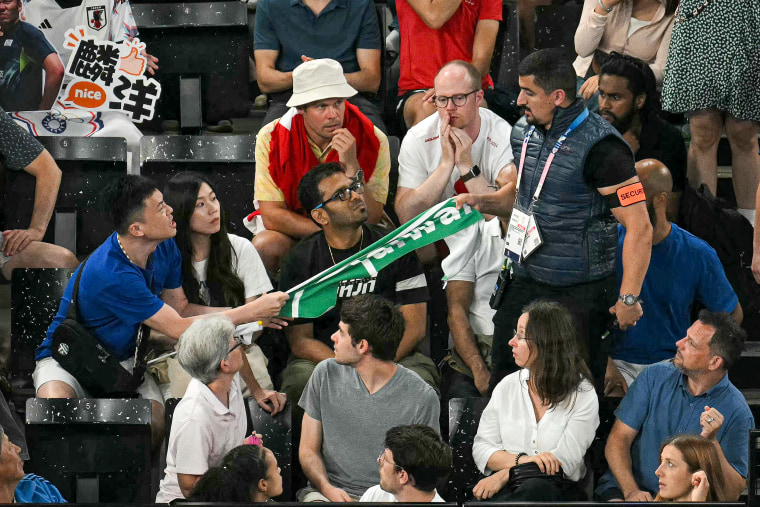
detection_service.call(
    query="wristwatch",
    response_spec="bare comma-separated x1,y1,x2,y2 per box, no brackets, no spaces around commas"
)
460,164,481,182
618,294,641,306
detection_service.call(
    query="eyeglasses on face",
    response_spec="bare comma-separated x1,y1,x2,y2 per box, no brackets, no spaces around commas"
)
377,452,404,471
313,180,365,211
228,337,244,356
433,90,478,108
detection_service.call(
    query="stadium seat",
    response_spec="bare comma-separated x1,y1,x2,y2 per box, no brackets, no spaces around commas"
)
25,397,153,502
10,268,75,416
445,397,489,503
247,398,293,500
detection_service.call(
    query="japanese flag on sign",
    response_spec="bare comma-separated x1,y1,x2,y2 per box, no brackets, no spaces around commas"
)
53,26,161,123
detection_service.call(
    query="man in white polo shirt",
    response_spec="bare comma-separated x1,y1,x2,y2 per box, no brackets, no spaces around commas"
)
395,60,515,226
156,316,248,503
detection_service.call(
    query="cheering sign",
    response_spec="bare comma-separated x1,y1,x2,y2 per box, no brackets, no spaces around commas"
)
56,27,161,123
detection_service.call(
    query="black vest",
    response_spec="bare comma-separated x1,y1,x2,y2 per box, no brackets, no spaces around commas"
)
511,100,627,286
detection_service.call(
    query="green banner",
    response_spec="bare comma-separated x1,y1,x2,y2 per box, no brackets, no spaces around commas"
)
282,198,484,318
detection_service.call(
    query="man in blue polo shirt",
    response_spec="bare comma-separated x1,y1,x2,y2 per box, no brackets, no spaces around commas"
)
604,159,742,395
33,175,289,445
253,0,384,131
598,310,754,502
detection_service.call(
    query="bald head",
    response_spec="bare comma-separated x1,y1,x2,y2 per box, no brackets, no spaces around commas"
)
636,159,672,203
435,61,481,92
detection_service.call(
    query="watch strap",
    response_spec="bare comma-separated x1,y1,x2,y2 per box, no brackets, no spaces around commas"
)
460,164,481,183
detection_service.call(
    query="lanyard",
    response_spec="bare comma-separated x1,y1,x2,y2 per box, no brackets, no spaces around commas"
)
515,108,590,205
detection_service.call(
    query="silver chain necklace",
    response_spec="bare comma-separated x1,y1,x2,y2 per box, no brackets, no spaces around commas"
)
116,235,133,264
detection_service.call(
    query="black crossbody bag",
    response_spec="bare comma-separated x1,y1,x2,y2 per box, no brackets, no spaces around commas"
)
52,257,149,398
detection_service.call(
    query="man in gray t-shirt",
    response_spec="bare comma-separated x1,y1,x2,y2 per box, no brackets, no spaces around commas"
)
298,294,440,502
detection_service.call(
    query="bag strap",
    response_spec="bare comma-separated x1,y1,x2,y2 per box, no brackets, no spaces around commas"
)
65,256,90,321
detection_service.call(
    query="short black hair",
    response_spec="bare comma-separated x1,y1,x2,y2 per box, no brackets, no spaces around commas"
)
699,309,745,370
102,175,158,234
340,294,405,361
385,425,451,492
599,52,661,122
297,162,347,217
518,48,577,99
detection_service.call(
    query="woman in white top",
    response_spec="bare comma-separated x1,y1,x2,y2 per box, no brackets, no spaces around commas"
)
163,172,286,414
472,300,599,501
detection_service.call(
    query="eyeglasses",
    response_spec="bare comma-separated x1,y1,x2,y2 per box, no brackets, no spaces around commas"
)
433,90,478,108
313,180,365,211
512,329,529,342
228,337,244,356
377,452,403,472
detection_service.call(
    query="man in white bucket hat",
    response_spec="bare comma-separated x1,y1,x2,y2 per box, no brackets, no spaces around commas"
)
252,58,389,273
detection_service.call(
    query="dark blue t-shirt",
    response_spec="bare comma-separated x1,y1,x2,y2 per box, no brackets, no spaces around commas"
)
253,0,381,74
37,232,182,362
612,223,738,364
0,21,57,111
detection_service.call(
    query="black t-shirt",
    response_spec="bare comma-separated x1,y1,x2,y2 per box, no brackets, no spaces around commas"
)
0,21,57,112
583,134,637,189
278,224,430,347
637,115,688,192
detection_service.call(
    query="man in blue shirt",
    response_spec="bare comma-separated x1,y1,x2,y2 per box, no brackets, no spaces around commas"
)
33,175,289,445
598,310,754,501
605,159,742,395
253,0,384,130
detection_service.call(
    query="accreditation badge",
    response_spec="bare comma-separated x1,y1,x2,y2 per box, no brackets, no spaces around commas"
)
521,213,543,259
504,205,531,262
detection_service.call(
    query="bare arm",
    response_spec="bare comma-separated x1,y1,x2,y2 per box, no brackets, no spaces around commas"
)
446,280,490,395
730,302,743,325
254,49,293,94
344,49,381,94
178,473,202,498
39,53,64,110
23,149,61,238
752,183,760,284
605,419,652,501
395,302,426,361
286,322,335,364
405,0,463,29
710,439,746,500
300,414,353,501
470,19,499,80
454,178,516,218
259,200,321,238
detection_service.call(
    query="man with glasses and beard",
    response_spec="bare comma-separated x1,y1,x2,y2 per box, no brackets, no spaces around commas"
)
278,162,439,425
597,53,687,218
395,60,515,225
603,159,741,396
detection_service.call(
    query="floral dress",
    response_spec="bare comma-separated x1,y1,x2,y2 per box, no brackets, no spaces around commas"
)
661,0,760,121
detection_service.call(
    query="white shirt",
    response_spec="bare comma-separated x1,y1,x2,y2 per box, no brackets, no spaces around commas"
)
359,485,446,502
472,369,599,482
398,108,514,195
156,376,248,503
192,233,273,304
444,217,504,336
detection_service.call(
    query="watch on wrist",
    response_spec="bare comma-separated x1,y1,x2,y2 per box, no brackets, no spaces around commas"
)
460,164,481,182
618,294,640,306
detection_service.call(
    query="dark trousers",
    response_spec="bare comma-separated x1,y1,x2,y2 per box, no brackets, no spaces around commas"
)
489,274,617,393
488,477,586,502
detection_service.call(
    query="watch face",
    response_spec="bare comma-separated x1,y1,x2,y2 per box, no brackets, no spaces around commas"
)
622,295,636,305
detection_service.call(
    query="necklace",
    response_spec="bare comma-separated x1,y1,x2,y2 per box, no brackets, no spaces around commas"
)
328,228,364,265
674,0,713,24
116,235,133,263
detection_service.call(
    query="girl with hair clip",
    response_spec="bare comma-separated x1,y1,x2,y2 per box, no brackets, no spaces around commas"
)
162,172,286,414
189,444,283,502
655,434,727,502
472,300,599,501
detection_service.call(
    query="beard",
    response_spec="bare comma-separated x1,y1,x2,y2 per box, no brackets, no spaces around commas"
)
600,108,636,134
647,201,658,228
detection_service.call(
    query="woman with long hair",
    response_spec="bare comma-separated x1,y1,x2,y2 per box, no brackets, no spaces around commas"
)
163,172,286,413
655,434,727,502
189,444,283,502
472,301,599,501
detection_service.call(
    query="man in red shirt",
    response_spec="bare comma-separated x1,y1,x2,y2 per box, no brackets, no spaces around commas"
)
396,0,502,128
